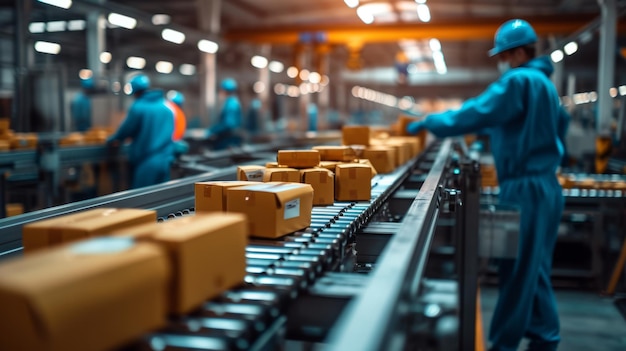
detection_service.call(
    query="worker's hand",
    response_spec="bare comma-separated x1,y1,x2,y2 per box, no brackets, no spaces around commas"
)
406,121,426,135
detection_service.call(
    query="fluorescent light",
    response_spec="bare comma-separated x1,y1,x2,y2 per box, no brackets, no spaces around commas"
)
433,51,447,74
320,75,330,86
38,0,72,10
179,64,196,76
550,49,564,63
78,69,92,80
197,39,219,53
299,69,310,81
429,38,441,52
344,0,359,8
357,7,374,24
308,72,322,84
274,84,287,95
152,14,170,25
619,85,626,96
564,41,578,56
415,0,427,3
46,21,66,32
253,81,266,94
34,41,61,55
99,52,112,64
251,55,268,69
156,61,173,74
269,61,284,73
67,19,86,31
126,56,146,69
108,13,137,29
417,4,431,22
162,28,185,44
610,87,618,98
29,22,45,33
287,66,299,78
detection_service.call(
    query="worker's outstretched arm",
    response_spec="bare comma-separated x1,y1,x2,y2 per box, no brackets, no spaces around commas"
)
108,105,141,142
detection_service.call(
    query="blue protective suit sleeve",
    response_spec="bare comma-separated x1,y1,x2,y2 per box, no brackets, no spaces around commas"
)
423,76,525,138
557,106,570,149
210,97,241,136
108,104,142,142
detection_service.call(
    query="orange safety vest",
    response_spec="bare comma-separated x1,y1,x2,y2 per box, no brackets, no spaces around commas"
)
166,100,187,141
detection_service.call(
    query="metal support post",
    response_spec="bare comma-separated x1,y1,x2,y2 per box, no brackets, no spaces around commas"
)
197,0,221,128
596,0,617,135
13,0,32,132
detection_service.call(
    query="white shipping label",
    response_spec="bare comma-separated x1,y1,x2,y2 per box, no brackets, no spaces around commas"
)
245,170,264,181
284,198,300,220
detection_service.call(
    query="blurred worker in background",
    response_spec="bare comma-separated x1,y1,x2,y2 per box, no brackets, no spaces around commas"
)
166,90,187,141
407,19,569,351
246,95,262,137
207,78,243,150
107,74,175,189
71,76,94,132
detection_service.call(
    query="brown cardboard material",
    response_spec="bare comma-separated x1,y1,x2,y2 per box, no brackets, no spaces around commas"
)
355,159,378,178
0,118,9,136
265,161,289,168
300,168,335,205
312,146,357,162
335,163,372,201
227,182,313,238
195,181,261,212
362,147,396,174
0,238,170,351
277,150,321,168
237,165,266,181
9,133,38,150
0,139,9,151
263,168,300,183
5,203,24,217
22,208,157,253
318,161,342,171
388,136,421,157
342,126,371,146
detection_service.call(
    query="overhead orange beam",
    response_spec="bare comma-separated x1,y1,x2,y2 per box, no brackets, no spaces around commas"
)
225,15,626,44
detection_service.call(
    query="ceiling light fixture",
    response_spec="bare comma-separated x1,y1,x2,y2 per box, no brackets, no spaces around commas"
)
46,21,66,32
179,64,196,76
287,66,299,78
99,52,112,64
29,22,45,33
197,39,219,54
417,4,431,22
34,41,61,55
38,0,72,10
550,49,564,63
156,61,173,74
152,14,171,26
67,19,86,31
126,56,146,69
108,13,137,29
162,28,185,44
356,7,375,24
344,0,359,9
269,61,285,73
251,55,269,69
564,41,578,56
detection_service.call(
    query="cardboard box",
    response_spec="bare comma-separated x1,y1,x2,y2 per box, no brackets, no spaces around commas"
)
266,161,288,168
318,161,342,171
9,133,38,150
301,168,335,205
59,133,85,147
342,126,371,146
277,150,321,168
380,142,407,167
312,146,357,162
0,237,170,351
0,118,9,136
388,136,421,157
0,139,9,151
227,182,313,238
362,147,396,174
237,165,265,181
5,203,24,217
263,167,300,182
335,163,372,201
356,159,378,178
22,208,156,253
195,181,261,212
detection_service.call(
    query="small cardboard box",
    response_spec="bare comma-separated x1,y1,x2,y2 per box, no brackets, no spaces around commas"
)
0,139,9,151
0,118,9,136
301,168,335,205
362,147,396,174
265,161,289,168
335,163,372,201
237,165,266,181
59,133,85,147
342,126,371,146
389,136,421,157
277,150,321,168
263,168,300,182
0,238,170,351
356,159,378,178
9,133,38,150
227,182,313,238
312,146,357,162
380,142,407,167
318,161,342,172
22,208,156,253
5,203,24,217
195,181,261,212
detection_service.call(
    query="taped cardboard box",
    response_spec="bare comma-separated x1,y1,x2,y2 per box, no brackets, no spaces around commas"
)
263,167,300,183
342,125,371,146
277,150,321,168
227,182,313,238
318,161,342,172
0,237,169,351
237,165,266,182
195,181,261,212
22,208,156,253
335,163,372,201
356,159,378,178
300,168,335,205
312,146,357,162
362,147,396,174
265,161,289,168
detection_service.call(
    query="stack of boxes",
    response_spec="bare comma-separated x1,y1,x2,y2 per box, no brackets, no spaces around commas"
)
0,118,9,151
0,117,38,151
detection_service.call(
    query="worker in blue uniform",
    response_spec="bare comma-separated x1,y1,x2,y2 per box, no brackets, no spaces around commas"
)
107,74,174,189
407,19,569,351
207,78,243,150
71,76,94,132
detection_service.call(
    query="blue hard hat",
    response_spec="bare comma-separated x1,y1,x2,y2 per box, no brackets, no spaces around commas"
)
488,19,537,57
220,78,238,92
81,77,94,89
170,91,185,106
129,74,150,94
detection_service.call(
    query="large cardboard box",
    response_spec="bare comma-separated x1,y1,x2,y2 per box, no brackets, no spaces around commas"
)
362,147,396,174
277,150,321,168
335,163,372,201
342,126,371,146
263,167,300,182
356,159,378,178
237,165,266,181
0,237,170,351
301,168,335,205
195,181,261,212
22,208,156,253
312,146,357,162
227,182,313,238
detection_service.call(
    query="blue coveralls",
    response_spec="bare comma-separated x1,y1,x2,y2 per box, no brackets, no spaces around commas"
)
108,90,175,189
70,92,92,132
418,56,569,351
209,94,243,150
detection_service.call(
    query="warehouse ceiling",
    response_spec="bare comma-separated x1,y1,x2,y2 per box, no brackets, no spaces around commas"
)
3,0,626,98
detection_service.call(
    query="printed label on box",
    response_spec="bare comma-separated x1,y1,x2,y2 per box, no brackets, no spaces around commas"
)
245,170,264,181
284,198,300,220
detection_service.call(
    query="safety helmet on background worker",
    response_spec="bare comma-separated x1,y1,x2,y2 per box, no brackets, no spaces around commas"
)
488,19,537,57
220,78,238,92
80,76,95,90
129,74,151,95
169,91,185,106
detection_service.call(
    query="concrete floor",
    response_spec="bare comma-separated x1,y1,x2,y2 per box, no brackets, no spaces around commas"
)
480,286,626,351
